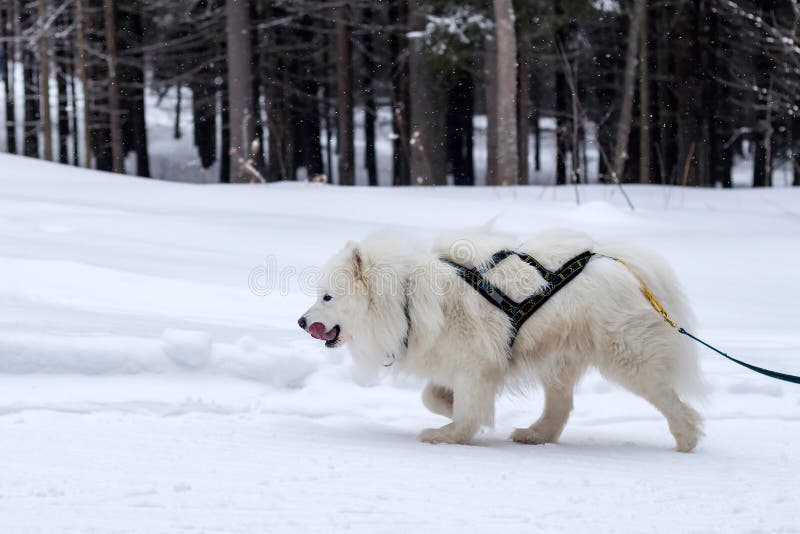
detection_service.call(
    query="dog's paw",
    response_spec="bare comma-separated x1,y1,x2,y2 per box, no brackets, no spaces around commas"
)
510,426,556,445
672,409,703,452
417,425,469,445
673,431,700,453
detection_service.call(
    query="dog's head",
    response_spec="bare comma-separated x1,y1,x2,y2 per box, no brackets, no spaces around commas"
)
298,240,370,350
298,236,427,374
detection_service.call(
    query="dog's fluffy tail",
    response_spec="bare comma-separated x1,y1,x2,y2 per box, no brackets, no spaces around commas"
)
595,242,708,401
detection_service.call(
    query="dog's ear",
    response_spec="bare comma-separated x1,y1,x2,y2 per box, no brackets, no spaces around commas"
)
352,246,364,282
344,240,366,284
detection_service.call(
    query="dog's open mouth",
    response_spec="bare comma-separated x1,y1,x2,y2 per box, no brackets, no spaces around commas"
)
308,322,341,348
324,325,341,348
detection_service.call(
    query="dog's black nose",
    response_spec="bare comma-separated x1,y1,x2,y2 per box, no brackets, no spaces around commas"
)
298,316,307,330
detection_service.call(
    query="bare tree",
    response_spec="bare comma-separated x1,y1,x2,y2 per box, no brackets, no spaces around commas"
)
22,2,39,158
336,2,354,185
517,17,530,185
408,0,446,185
55,9,69,165
485,32,497,185
638,1,650,183
225,0,255,183
613,0,646,182
389,0,410,186
553,0,567,184
362,5,377,186
1,2,17,154
490,0,518,185
38,0,52,161
752,0,775,187
74,0,91,167
103,0,123,173
117,1,150,177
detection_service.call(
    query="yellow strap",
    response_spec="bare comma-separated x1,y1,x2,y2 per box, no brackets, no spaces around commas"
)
615,258,679,329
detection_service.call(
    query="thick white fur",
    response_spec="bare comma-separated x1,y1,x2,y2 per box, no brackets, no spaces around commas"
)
302,229,705,452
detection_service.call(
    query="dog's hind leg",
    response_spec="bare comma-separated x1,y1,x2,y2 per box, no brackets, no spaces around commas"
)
511,370,579,445
614,375,702,452
418,372,497,445
598,345,703,452
422,383,453,418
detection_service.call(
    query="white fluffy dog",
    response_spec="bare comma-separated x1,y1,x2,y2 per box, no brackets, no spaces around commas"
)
298,229,704,452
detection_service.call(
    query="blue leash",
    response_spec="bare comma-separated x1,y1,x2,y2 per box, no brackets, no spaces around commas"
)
678,327,800,385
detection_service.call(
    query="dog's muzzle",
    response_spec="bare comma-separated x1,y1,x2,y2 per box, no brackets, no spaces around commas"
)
302,320,341,348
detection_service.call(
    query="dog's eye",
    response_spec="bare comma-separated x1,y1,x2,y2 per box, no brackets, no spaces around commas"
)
322,294,333,302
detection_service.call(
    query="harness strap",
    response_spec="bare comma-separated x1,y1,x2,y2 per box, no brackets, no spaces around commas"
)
442,250,594,346
385,283,411,367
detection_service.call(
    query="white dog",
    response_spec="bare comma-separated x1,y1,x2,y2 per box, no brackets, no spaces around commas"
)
298,229,704,452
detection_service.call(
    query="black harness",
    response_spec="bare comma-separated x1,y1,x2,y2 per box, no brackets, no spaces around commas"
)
441,250,594,347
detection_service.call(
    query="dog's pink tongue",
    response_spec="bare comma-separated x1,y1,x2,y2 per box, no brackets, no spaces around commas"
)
308,322,335,341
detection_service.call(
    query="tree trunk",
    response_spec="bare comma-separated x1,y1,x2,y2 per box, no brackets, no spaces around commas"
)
283,56,297,180
491,0,518,185
56,20,70,165
249,0,265,172
752,0,775,187
23,38,39,158
613,0,645,182
225,0,255,183
554,0,567,185
264,50,292,180
219,80,230,183
70,51,79,165
103,0,123,173
363,6,377,186
485,36,498,185
175,82,182,139
86,0,110,170
532,70,540,173
408,1,446,185
191,75,216,168
389,0,410,186
654,3,676,184
1,4,17,154
675,0,704,186
694,0,713,187
753,119,772,188
298,77,324,178
74,0,91,167
638,1,650,184
324,73,333,182
794,114,800,186
38,0,52,161
707,5,732,188
264,2,286,181
517,19,530,185
336,2,354,185
117,2,149,177
554,70,568,184
446,72,474,186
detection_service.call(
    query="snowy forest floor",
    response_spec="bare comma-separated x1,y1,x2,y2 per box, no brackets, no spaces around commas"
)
2,154,800,533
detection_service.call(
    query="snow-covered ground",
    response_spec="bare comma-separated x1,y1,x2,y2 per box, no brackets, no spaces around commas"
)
2,153,800,533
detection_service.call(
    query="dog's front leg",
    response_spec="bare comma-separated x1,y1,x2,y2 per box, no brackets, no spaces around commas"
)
421,383,453,418
418,375,495,445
